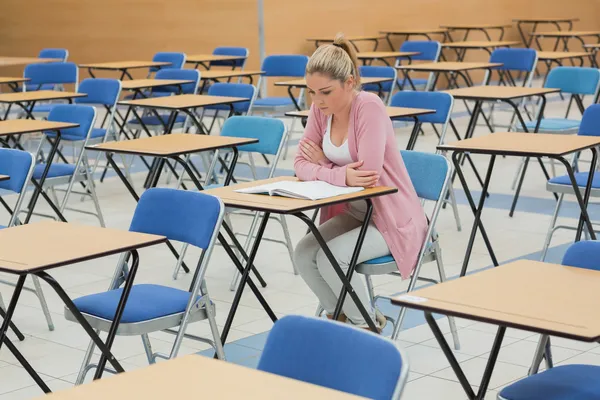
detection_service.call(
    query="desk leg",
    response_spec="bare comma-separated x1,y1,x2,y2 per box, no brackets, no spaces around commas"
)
452,152,499,276
406,118,422,150
294,202,379,333
287,86,302,111
426,312,505,400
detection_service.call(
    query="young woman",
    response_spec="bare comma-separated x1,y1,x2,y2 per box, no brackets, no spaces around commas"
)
293,33,428,331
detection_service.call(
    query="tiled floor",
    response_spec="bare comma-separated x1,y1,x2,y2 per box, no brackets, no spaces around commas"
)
0,84,598,399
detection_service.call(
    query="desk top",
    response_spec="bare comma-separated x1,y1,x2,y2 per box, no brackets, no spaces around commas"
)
397,61,502,72
0,77,30,84
200,70,265,80
0,221,165,274
531,31,600,37
285,106,435,119
202,176,397,214
87,133,258,157
357,51,419,59
120,79,195,91
442,40,520,48
307,35,383,42
275,76,393,88
0,120,79,137
380,28,448,35
584,44,600,49
538,51,591,60
438,131,600,156
0,57,62,67
440,24,512,29
41,355,364,400
118,94,249,110
512,17,579,23
79,61,172,70
393,259,600,342
0,90,86,103
443,85,560,100
186,54,247,63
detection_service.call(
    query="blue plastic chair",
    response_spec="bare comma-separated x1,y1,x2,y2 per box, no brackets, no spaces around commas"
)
351,151,460,346
24,61,78,92
0,149,54,331
65,188,226,382
254,54,309,110
258,315,410,400
499,240,600,400
359,65,397,105
211,46,249,69
395,41,441,90
540,104,600,261
127,69,200,133
149,51,186,74
27,104,105,226
389,91,461,231
38,48,68,62
199,83,257,133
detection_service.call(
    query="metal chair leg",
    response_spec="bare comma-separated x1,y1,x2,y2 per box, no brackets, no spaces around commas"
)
84,158,106,227
141,333,155,364
540,193,564,261
75,337,98,385
447,186,462,232
278,215,298,275
31,276,54,331
434,246,460,350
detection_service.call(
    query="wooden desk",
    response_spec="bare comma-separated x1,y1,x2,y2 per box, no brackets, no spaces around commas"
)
356,51,419,66
0,119,80,223
0,77,30,92
530,31,600,54
379,28,449,49
0,90,86,120
186,53,247,69
203,176,398,337
437,132,600,277
583,44,600,67
199,70,265,91
79,61,172,80
441,24,512,41
0,220,166,393
120,79,194,92
0,57,61,67
513,18,578,48
392,259,600,399
396,62,502,90
42,355,364,399
306,35,383,51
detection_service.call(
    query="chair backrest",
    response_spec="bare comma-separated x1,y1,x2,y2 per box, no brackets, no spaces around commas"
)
211,46,248,68
0,148,34,194
154,68,200,94
257,315,409,400
390,91,454,125
75,78,122,107
398,41,441,62
220,116,286,156
578,104,600,137
489,48,538,73
38,48,68,61
47,104,96,141
545,66,600,96
130,188,224,250
261,55,309,78
207,82,256,114
359,66,396,95
562,240,600,271
400,150,450,202
150,52,186,72
24,62,78,89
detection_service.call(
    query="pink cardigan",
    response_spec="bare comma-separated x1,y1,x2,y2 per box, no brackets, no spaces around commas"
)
294,91,428,279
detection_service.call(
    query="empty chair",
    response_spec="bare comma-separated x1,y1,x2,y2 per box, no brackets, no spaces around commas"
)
201,82,257,131
254,54,309,111
258,315,409,400
359,65,397,105
352,150,461,346
210,46,249,70
24,61,78,92
38,48,69,62
67,188,225,383
395,41,441,91
148,51,186,75
498,240,600,400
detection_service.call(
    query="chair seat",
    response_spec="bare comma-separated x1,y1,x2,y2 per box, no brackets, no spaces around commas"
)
363,81,393,93
31,104,58,114
548,172,600,188
499,365,600,400
25,84,56,91
72,284,202,324
56,127,106,141
362,255,394,265
254,97,295,107
33,163,76,179
128,114,187,126
518,118,580,133
398,77,428,87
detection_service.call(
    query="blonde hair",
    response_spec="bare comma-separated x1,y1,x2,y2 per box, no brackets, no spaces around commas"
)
306,32,361,89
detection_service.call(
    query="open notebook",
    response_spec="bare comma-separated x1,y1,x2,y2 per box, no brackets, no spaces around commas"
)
234,180,364,201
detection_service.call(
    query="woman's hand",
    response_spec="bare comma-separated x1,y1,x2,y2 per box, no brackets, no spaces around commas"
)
346,160,379,187
300,138,327,164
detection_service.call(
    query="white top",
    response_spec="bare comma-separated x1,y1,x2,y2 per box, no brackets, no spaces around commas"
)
323,117,353,167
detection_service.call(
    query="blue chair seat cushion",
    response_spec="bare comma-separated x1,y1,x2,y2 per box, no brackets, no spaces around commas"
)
398,77,428,87
254,97,295,107
548,172,600,188
25,84,57,91
363,255,395,265
499,365,600,400
363,81,393,93
72,284,204,323
33,163,76,179
128,114,187,126
521,118,580,132
31,104,58,114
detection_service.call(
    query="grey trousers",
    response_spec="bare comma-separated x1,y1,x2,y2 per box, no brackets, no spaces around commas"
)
293,211,390,325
